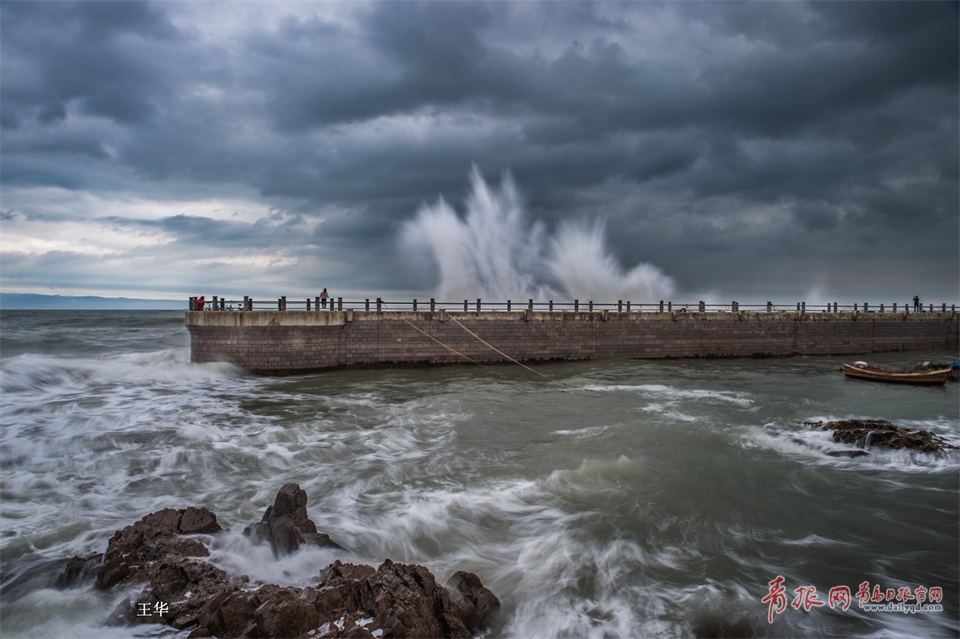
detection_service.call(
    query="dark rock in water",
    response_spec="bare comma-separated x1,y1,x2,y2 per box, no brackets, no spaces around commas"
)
85,484,498,638
97,506,222,590
805,419,958,453
243,483,343,556
1,553,103,600
791,436,870,458
57,553,103,588
825,449,870,458
691,611,759,638
95,506,238,629
316,558,501,638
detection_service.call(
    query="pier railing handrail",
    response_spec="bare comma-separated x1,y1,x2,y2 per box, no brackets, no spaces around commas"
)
187,296,958,315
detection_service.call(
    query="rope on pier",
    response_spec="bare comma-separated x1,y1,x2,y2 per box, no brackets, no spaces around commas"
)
439,309,554,381
379,303,489,369
380,302,551,380
380,303,611,395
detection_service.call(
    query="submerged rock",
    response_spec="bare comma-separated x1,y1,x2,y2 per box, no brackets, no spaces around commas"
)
824,449,870,458
805,419,958,453
86,484,498,638
1,553,104,600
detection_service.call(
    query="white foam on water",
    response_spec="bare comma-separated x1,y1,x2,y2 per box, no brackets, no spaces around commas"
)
0,586,186,638
552,424,617,438
203,532,346,588
583,383,754,407
314,453,711,639
639,402,698,422
740,418,960,474
0,350,243,395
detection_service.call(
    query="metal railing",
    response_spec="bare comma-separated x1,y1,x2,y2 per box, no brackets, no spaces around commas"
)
188,296,958,315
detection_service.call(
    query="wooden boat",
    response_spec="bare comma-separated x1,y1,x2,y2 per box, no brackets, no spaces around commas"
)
841,362,952,385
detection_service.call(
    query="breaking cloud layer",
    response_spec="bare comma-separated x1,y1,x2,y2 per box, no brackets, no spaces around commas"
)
1,1,957,302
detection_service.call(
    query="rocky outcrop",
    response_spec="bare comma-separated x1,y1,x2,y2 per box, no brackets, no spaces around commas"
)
243,483,343,555
88,484,498,638
97,505,222,590
314,559,500,638
805,419,959,453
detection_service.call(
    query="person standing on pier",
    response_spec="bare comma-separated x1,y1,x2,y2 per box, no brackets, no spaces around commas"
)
913,295,920,312
320,288,329,309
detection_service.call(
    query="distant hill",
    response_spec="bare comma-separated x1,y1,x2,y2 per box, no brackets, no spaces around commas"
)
0,293,185,310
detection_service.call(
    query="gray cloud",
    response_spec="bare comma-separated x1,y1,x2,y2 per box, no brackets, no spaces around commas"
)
1,0,956,303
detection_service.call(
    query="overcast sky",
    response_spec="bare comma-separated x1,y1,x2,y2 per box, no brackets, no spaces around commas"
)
2,1,958,305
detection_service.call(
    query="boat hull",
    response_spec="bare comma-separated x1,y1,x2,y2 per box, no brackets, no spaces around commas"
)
841,363,952,385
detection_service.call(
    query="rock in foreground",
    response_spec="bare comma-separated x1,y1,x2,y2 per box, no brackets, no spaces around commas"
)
243,483,343,556
805,419,958,453
90,484,499,638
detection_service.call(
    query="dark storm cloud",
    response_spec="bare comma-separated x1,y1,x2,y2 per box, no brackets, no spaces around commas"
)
95,210,316,251
0,0,956,301
1,1,182,129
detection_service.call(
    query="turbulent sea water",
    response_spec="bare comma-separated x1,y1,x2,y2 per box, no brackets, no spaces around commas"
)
1,310,958,639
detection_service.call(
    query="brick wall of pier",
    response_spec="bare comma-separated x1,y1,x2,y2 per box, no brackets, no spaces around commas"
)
185,309,960,375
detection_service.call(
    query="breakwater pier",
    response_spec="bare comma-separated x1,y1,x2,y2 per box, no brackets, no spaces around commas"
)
185,297,959,375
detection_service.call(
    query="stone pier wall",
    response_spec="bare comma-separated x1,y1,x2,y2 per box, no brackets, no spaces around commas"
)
185,309,959,375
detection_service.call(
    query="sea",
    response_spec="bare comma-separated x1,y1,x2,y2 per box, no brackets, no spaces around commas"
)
1,310,957,639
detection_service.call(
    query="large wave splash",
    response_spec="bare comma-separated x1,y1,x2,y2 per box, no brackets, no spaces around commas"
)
401,167,675,302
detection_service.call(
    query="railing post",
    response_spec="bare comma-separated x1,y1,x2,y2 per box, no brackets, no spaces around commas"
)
528,299,533,311
732,301,737,313
212,296,218,310
549,300,554,312
942,303,947,312
476,298,481,312
626,301,631,312
574,299,579,312
667,301,672,312
893,303,897,312
618,300,623,313
430,298,436,312
765,301,771,313
700,301,706,313
801,302,805,313
307,298,312,311
365,299,370,311
413,299,417,312
864,302,868,312
464,300,468,312
377,298,382,313
189,297,196,311
338,297,342,311
315,296,320,311
879,304,884,313
854,303,859,311
507,300,511,312
659,300,664,313
589,301,594,312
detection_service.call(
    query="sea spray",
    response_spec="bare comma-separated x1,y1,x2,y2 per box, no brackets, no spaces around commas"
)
401,166,675,302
